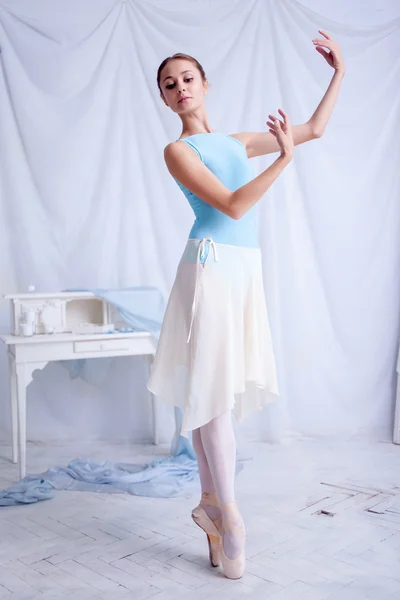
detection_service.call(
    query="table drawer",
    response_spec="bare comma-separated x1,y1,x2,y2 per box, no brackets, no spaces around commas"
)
73,338,130,354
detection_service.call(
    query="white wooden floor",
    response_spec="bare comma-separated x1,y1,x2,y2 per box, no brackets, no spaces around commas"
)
0,437,399,600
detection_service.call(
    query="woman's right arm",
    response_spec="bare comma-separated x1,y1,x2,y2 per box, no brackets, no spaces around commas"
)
164,111,293,220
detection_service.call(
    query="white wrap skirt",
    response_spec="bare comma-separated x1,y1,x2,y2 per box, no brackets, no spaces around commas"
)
147,237,279,437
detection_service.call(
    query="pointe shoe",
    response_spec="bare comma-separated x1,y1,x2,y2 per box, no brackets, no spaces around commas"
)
215,502,246,579
191,492,221,567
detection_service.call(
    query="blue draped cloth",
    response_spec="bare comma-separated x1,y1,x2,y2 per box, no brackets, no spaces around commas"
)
0,448,201,506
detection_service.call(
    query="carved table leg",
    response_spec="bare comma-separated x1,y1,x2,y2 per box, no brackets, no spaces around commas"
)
8,352,18,464
16,361,48,479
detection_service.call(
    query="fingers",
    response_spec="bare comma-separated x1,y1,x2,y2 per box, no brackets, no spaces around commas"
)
267,110,290,133
312,29,334,48
319,29,332,40
278,108,290,124
268,113,283,126
313,30,332,44
267,118,278,130
266,111,288,139
267,116,280,129
313,39,331,49
266,109,292,147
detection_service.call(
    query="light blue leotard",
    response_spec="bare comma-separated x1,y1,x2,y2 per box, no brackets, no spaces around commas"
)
176,132,259,248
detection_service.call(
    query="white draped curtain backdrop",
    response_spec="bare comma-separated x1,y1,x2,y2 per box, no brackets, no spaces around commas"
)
0,0,399,447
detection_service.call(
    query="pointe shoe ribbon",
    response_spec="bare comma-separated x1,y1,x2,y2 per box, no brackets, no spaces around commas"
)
214,502,246,579
191,492,221,568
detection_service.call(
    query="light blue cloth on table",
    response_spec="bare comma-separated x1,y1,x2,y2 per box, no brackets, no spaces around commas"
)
0,287,201,506
87,286,166,342
65,286,165,384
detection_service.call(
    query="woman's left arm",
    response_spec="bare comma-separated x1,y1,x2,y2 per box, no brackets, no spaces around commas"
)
233,30,345,158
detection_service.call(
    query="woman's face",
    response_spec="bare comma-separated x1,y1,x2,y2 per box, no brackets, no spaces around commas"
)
159,59,207,114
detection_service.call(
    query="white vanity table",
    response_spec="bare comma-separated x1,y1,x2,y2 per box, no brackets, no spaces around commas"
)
0,291,158,479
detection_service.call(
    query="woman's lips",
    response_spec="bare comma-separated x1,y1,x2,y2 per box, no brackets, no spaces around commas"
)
178,97,192,103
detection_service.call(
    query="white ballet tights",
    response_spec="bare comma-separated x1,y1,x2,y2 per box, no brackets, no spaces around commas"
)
192,411,245,559
191,428,217,496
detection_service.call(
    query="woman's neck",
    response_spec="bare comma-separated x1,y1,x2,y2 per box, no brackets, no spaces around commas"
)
179,113,214,138
180,128,215,138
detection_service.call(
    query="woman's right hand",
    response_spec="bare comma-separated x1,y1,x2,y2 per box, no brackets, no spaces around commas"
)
267,108,294,159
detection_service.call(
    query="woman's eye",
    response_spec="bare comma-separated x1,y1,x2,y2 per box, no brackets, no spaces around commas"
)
165,77,192,91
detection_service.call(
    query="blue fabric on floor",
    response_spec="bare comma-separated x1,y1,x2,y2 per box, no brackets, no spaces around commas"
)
0,453,246,506
0,455,198,506
0,479,55,506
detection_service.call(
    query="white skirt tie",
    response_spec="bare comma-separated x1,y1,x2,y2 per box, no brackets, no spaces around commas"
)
187,237,219,343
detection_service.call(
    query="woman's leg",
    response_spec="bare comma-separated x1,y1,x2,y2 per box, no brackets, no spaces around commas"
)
199,411,245,560
192,428,221,521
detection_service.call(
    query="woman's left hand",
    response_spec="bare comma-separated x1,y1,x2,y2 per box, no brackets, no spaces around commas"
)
312,30,345,74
